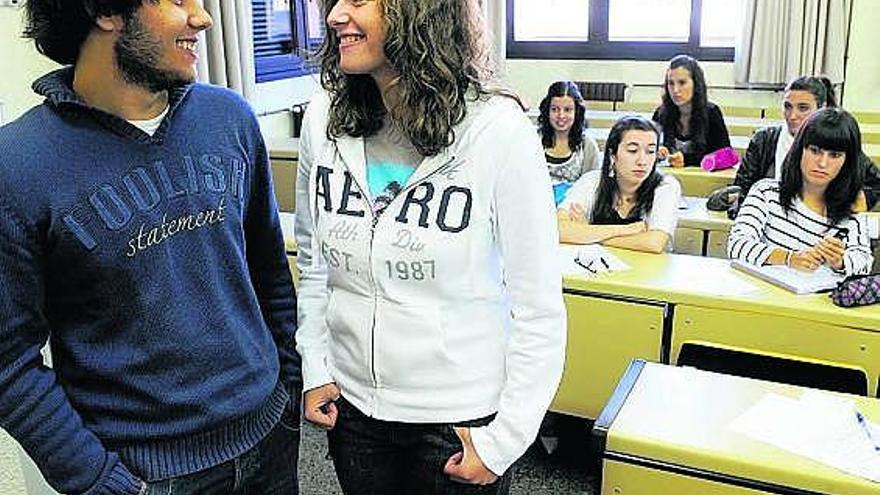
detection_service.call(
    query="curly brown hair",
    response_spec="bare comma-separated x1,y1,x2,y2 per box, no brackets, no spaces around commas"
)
318,0,514,156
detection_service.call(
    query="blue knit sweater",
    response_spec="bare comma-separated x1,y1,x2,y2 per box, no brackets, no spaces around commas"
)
0,68,300,495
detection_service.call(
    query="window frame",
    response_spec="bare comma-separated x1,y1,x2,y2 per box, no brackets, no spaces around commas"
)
253,0,322,83
506,0,735,62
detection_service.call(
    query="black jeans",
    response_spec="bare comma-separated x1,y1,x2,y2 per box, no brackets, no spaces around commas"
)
327,396,512,495
141,407,300,495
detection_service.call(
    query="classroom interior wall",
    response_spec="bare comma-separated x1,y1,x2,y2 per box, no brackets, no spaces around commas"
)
1,1,878,136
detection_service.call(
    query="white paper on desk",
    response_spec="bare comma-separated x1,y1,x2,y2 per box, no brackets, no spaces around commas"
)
557,244,630,276
279,212,297,241
729,392,880,482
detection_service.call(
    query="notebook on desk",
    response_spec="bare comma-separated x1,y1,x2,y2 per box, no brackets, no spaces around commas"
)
731,260,844,294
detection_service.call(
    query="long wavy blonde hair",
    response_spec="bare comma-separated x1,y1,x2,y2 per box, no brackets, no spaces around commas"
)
318,0,515,156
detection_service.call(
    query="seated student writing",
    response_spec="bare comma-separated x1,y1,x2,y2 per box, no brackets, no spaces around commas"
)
733,75,880,211
653,55,731,167
728,108,873,275
538,81,602,204
558,116,682,254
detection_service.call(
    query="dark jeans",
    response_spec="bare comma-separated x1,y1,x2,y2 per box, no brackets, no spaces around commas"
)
327,396,512,495
141,407,300,495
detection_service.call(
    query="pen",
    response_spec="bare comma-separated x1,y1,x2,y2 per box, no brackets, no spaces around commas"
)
574,257,596,274
855,410,880,452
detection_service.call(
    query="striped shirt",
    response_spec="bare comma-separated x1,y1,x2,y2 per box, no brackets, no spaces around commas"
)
727,178,873,275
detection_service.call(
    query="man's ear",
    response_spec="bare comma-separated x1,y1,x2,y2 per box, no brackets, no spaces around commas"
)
95,14,125,33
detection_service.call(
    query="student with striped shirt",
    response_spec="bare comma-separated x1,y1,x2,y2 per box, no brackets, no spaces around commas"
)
728,108,873,275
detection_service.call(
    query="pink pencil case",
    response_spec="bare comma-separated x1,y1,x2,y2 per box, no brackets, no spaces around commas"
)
701,146,740,172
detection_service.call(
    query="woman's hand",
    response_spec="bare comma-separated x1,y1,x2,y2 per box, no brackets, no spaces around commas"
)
443,427,498,485
814,236,846,270
788,248,825,272
557,203,586,222
658,146,670,160
303,383,341,429
668,151,685,168
622,221,647,236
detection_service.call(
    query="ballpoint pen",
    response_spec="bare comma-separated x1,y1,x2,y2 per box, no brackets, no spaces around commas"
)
575,256,596,274
855,410,880,453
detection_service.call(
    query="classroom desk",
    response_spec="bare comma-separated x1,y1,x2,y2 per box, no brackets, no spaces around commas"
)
663,165,736,197
675,197,733,257
582,110,780,137
585,128,752,157
594,360,880,495
553,247,880,419
267,138,299,213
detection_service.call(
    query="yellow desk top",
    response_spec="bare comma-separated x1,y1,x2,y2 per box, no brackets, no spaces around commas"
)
677,196,733,232
605,361,880,494
664,165,737,181
563,247,880,332
280,211,297,253
267,137,300,160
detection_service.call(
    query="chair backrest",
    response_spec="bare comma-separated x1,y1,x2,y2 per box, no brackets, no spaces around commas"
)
577,82,627,103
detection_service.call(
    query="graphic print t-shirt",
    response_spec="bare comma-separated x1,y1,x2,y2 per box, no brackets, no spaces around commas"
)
365,123,422,218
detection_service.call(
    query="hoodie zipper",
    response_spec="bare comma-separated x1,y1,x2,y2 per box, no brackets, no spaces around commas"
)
340,154,457,395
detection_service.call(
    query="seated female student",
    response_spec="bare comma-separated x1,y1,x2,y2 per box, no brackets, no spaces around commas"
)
653,55,731,167
728,108,873,275
538,81,602,204
558,116,682,254
733,75,880,210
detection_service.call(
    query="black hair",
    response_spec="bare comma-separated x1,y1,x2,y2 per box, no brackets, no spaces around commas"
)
779,107,863,224
537,81,588,151
785,75,837,108
23,0,149,65
592,116,664,223
656,54,709,148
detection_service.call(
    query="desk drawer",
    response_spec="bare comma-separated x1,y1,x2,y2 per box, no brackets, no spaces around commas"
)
553,293,664,418
270,157,297,212
706,230,729,258
671,305,880,396
673,227,703,256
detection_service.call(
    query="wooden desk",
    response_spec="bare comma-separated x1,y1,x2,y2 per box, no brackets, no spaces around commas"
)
554,248,880,419
663,166,736,197
675,197,733,257
279,212,299,284
267,138,299,213
585,128,751,159
595,360,880,495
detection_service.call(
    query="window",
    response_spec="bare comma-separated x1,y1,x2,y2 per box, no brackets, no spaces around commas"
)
252,0,323,83
507,0,743,61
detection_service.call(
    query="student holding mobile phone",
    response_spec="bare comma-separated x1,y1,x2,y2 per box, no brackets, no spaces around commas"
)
728,108,873,275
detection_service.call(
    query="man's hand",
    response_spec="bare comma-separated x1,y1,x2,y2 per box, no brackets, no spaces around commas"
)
443,427,498,485
303,383,341,429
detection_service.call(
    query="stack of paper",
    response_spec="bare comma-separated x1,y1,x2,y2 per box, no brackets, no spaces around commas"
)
729,390,880,482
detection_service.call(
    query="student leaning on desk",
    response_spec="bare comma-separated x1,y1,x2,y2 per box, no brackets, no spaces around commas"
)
652,55,731,168
557,116,681,254
728,108,874,275
732,75,880,213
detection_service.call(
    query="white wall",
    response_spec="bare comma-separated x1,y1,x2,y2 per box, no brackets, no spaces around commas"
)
0,7,59,124
843,0,880,112
506,59,775,111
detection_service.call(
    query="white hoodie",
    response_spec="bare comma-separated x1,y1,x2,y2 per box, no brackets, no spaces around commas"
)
294,90,566,474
